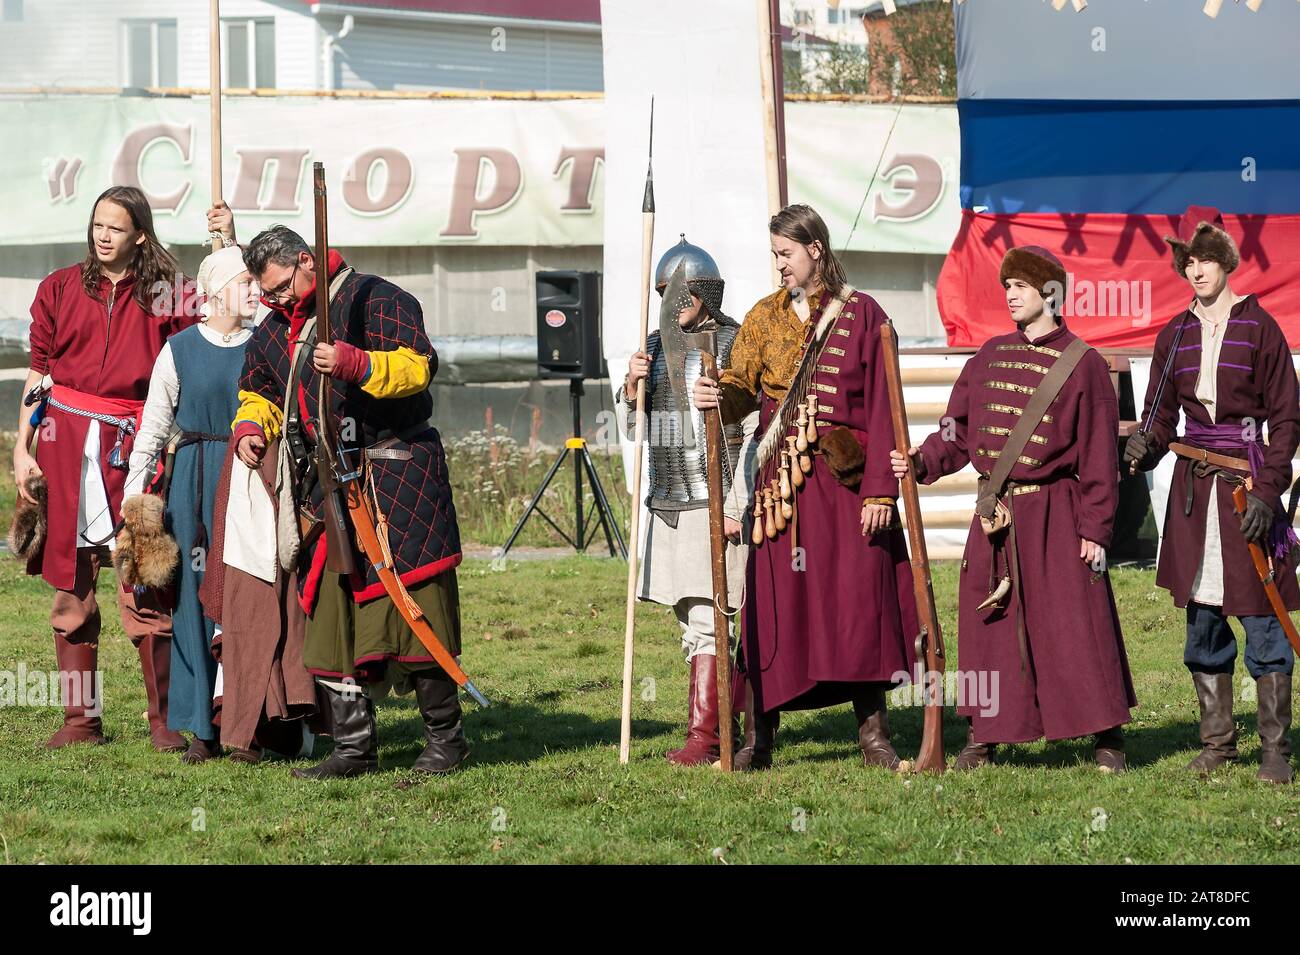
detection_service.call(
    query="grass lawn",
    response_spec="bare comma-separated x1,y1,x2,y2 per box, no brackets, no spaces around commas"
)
1,552,1298,865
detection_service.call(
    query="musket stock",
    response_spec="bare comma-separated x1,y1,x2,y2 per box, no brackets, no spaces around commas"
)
881,321,946,773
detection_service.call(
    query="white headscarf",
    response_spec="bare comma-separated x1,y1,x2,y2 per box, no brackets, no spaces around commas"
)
197,245,250,320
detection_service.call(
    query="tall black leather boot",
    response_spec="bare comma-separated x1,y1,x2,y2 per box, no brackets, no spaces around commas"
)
291,681,379,780
411,669,469,774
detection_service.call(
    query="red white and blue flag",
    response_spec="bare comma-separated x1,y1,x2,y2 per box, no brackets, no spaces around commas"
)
937,0,1300,348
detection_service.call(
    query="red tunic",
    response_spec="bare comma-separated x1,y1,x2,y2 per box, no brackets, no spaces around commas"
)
27,265,193,590
736,290,919,714
1139,295,1300,616
918,323,1137,743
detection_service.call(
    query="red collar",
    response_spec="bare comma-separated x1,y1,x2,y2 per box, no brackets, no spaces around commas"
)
265,249,347,339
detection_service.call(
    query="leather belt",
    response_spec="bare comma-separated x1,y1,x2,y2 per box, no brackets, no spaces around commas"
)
366,441,412,461
365,418,431,461
1169,442,1251,473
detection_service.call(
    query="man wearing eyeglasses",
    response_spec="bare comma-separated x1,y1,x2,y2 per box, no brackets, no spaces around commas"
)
233,225,467,780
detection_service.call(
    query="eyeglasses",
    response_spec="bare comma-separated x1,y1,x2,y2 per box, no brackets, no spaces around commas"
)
261,261,300,304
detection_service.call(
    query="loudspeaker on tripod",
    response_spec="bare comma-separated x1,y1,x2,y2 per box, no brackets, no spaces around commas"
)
536,270,605,380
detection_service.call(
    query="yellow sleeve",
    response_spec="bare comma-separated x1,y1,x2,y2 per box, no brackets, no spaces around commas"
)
360,346,431,399
233,388,283,440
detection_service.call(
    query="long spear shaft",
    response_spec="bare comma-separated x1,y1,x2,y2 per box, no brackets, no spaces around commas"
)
619,98,655,765
209,0,223,252
700,349,734,771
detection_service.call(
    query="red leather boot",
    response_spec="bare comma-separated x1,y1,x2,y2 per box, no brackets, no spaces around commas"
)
667,654,721,766
46,635,106,748
137,635,187,753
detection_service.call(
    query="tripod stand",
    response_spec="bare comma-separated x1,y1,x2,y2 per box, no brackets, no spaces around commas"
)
500,379,627,559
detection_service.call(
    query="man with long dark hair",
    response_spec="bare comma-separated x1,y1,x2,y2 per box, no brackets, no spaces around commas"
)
693,204,920,771
13,185,235,750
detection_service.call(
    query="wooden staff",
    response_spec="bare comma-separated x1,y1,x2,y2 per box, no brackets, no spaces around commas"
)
209,0,223,252
1231,485,1300,654
700,350,735,771
881,321,946,774
756,0,784,287
619,99,655,765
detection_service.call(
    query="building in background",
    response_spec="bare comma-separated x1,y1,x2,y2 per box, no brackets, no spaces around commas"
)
0,0,603,92
0,0,954,445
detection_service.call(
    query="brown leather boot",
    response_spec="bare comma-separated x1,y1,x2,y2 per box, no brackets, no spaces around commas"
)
667,654,721,766
137,635,187,753
1094,726,1127,774
854,686,901,771
1187,672,1238,773
180,736,223,765
953,719,993,771
1256,673,1293,784
228,744,263,764
46,635,106,748
733,679,778,771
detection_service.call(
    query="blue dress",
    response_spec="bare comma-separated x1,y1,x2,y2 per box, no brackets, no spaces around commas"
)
165,325,248,741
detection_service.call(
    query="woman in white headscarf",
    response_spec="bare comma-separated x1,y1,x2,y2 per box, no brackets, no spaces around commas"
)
123,243,259,763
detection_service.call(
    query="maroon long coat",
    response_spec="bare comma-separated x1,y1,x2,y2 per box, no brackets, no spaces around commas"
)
735,290,919,714
27,265,193,590
1139,294,1300,616
918,322,1136,744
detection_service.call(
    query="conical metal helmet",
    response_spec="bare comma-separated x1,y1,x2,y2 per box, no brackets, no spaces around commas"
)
654,234,722,291
654,234,725,318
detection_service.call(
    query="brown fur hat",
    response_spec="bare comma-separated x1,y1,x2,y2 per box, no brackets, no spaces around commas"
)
999,246,1068,302
113,494,179,588
820,426,865,489
8,473,47,561
1164,205,1239,276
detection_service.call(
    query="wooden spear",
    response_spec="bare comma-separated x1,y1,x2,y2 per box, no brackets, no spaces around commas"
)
619,99,655,764
209,0,223,252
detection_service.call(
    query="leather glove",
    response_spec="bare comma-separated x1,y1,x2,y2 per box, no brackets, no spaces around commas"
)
1239,491,1274,546
1123,430,1157,472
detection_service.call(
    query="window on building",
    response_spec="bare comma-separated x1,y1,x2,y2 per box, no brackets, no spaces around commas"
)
123,19,178,88
222,18,276,89
829,6,867,26
4,0,23,23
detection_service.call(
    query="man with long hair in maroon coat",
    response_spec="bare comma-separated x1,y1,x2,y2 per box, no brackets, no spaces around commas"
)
13,186,234,750
1125,207,1298,785
894,246,1137,773
693,204,919,772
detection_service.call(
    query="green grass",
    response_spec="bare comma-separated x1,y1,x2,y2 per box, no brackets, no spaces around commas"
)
2,554,1299,865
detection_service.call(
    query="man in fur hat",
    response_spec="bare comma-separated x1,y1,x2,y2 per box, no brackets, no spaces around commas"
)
1125,207,1298,784
894,245,1136,771
616,235,757,766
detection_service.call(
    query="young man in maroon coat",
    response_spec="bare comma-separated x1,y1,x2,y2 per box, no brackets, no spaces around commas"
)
13,186,235,750
894,246,1136,772
1125,207,1298,785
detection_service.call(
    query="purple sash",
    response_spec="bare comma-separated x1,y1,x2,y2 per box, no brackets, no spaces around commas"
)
1182,419,1297,561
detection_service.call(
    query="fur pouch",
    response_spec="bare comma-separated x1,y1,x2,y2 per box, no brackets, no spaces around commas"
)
114,494,179,588
8,473,47,561
820,426,865,489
